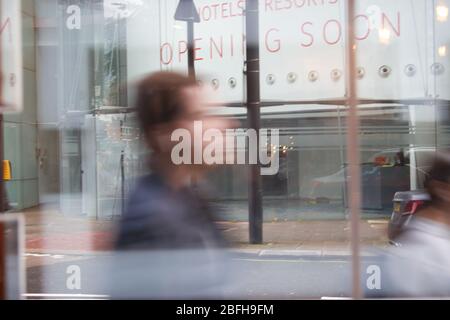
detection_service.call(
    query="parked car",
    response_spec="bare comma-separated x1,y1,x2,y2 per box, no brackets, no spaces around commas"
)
309,147,435,205
388,190,431,245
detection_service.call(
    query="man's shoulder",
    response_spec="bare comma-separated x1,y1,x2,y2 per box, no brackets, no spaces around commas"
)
130,174,166,198
124,174,170,215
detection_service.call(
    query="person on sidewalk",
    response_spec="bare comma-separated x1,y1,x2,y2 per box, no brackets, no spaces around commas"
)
110,72,235,298
383,151,450,297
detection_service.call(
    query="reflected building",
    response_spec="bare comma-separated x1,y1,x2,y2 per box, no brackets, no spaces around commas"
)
3,0,450,229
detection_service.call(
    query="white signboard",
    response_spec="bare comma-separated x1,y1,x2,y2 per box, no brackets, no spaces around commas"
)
126,0,450,103
0,0,22,113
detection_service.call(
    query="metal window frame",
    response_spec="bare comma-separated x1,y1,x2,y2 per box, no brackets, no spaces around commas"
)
0,213,26,300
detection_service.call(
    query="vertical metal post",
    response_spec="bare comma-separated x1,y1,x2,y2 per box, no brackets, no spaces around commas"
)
345,0,362,299
0,221,4,300
120,150,125,216
0,8,6,295
187,21,195,79
246,0,262,244
174,0,199,78
174,1,200,190
0,115,4,299
0,117,4,213
187,20,198,189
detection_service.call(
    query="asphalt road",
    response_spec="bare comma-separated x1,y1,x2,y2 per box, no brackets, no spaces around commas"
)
25,252,387,299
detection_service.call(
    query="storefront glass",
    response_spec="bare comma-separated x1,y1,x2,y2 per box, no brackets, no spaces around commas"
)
2,0,450,299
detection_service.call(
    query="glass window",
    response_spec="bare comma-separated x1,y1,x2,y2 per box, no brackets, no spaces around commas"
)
1,0,450,300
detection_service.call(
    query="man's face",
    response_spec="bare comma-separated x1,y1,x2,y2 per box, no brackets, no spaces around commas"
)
179,85,234,133
154,85,236,169
430,180,450,206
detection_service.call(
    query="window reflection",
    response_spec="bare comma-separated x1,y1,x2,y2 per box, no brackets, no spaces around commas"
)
1,0,450,299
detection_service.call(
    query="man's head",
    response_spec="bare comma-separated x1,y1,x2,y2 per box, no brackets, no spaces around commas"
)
135,72,234,175
135,72,197,149
424,151,450,209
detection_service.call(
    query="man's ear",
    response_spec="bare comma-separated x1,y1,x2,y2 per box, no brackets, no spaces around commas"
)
147,123,176,153
146,127,161,152
430,180,450,203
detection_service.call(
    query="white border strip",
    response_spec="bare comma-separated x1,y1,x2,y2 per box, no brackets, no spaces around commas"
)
0,0,23,112
23,293,110,300
0,213,26,299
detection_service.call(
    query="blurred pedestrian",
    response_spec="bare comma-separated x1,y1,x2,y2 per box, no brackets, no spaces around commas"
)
115,72,232,250
110,72,235,298
384,151,450,297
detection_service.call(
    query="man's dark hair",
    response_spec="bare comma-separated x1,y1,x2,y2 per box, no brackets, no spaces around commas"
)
424,151,450,204
135,72,197,138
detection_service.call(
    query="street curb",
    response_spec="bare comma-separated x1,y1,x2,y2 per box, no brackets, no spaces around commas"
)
231,251,380,262
24,248,384,260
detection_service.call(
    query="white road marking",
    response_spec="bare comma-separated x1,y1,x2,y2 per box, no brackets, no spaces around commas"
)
367,220,389,224
259,249,322,257
25,253,66,259
233,258,347,264
23,293,109,300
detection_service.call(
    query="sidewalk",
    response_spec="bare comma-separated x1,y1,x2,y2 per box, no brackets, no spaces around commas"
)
21,205,389,256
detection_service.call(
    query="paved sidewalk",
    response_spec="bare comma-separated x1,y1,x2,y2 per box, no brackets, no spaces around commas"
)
18,206,391,296
20,206,389,256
